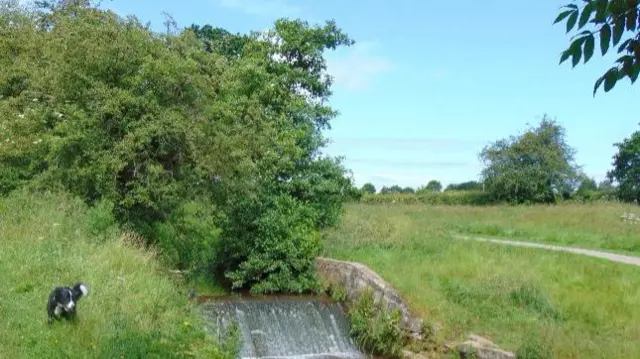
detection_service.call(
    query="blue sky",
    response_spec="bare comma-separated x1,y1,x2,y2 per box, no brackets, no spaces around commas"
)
100,0,640,190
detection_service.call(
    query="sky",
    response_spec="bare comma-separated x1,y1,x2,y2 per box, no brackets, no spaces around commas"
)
96,0,640,189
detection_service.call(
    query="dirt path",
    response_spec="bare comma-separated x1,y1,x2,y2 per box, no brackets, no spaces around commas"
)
452,234,640,267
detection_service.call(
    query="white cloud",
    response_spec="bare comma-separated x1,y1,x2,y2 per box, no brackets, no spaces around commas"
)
217,0,302,16
326,41,391,91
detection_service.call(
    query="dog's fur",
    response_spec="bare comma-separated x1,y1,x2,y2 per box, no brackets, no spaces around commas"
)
47,282,89,323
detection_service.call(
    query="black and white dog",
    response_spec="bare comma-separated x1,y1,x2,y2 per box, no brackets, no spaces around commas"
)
47,282,89,323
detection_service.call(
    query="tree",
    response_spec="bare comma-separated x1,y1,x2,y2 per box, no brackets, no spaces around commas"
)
424,180,443,192
479,115,581,203
380,185,404,194
0,3,357,294
607,128,640,202
598,178,615,191
445,181,483,191
554,0,640,95
361,182,376,194
575,175,598,198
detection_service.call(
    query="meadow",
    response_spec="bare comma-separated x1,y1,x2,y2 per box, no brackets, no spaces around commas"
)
0,191,236,359
322,202,640,358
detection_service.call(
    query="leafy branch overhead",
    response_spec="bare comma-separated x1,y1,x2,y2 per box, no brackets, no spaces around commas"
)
554,0,640,95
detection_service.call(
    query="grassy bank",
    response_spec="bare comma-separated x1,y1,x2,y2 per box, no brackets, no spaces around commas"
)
0,191,236,359
322,203,640,358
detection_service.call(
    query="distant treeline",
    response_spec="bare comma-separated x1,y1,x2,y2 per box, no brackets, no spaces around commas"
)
353,178,619,206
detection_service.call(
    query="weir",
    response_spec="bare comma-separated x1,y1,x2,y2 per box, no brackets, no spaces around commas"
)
199,296,365,359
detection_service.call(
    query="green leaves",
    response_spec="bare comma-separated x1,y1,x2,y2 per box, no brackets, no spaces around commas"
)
613,14,626,44
607,129,640,203
579,2,595,29
1,3,356,294
555,0,640,95
480,116,580,204
584,34,596,62
594,67,620,95
566,10,579,33
600,23,611,54
554,10,574,24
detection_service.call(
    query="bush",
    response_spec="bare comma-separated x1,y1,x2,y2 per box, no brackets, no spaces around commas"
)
347,290,404,358
217,193,323,295
148,200,221,274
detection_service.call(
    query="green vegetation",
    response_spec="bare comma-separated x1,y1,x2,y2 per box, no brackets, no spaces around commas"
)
608,129,640,203
346,290,404,359
322,203,640,358
0,190,238,359
554,0,640,95
480,116,580,204
0,0,357,295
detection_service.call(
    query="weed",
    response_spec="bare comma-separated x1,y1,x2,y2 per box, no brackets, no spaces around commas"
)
347,289,404,358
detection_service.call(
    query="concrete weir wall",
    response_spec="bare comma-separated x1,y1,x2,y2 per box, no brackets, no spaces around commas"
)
314,257,424,335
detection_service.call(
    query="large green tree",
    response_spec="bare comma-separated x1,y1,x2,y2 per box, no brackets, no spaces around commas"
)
479,116,581,203
424,180,443,192
607,127,640,202
0,1,357,294
361,182,376,194
554,0,640,95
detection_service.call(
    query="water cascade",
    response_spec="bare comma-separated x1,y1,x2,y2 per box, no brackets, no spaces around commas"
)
199,296,365,359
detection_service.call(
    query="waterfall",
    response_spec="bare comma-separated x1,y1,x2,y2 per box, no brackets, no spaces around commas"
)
199,296,365,359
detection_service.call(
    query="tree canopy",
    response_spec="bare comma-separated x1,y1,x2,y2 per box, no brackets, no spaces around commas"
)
0,1,356,294
361,183,376,194
424,180,443,193
554,0,640,95
479,116,581,204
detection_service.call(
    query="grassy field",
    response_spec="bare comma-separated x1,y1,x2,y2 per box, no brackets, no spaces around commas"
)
342,202,640,254
322,203,640,359
0,191,236,359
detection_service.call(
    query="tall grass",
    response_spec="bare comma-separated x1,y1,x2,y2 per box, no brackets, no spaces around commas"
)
337,202,640,254
322,203,640,358
0,190,237,359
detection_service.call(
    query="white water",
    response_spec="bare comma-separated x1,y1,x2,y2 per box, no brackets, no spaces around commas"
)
199,297,365,359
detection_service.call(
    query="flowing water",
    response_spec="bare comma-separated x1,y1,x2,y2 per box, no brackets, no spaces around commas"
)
199,296,365,359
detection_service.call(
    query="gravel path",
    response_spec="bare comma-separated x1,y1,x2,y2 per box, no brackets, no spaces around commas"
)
452,234,640,267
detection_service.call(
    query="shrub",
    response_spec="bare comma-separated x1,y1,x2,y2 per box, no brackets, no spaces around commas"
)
217,193,323,295
84,198,118,242
147,200,221,274
347,290,404,358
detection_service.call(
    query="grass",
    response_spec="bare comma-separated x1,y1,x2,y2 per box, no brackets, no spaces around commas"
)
341,202,640,254
322,203,640,359
0,190,236,359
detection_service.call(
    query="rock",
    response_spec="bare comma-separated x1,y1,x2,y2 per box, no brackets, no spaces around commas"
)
314,257,424,334
454,334,515,359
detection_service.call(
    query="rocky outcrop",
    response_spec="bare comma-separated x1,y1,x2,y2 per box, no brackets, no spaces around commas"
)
314,257,424,335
